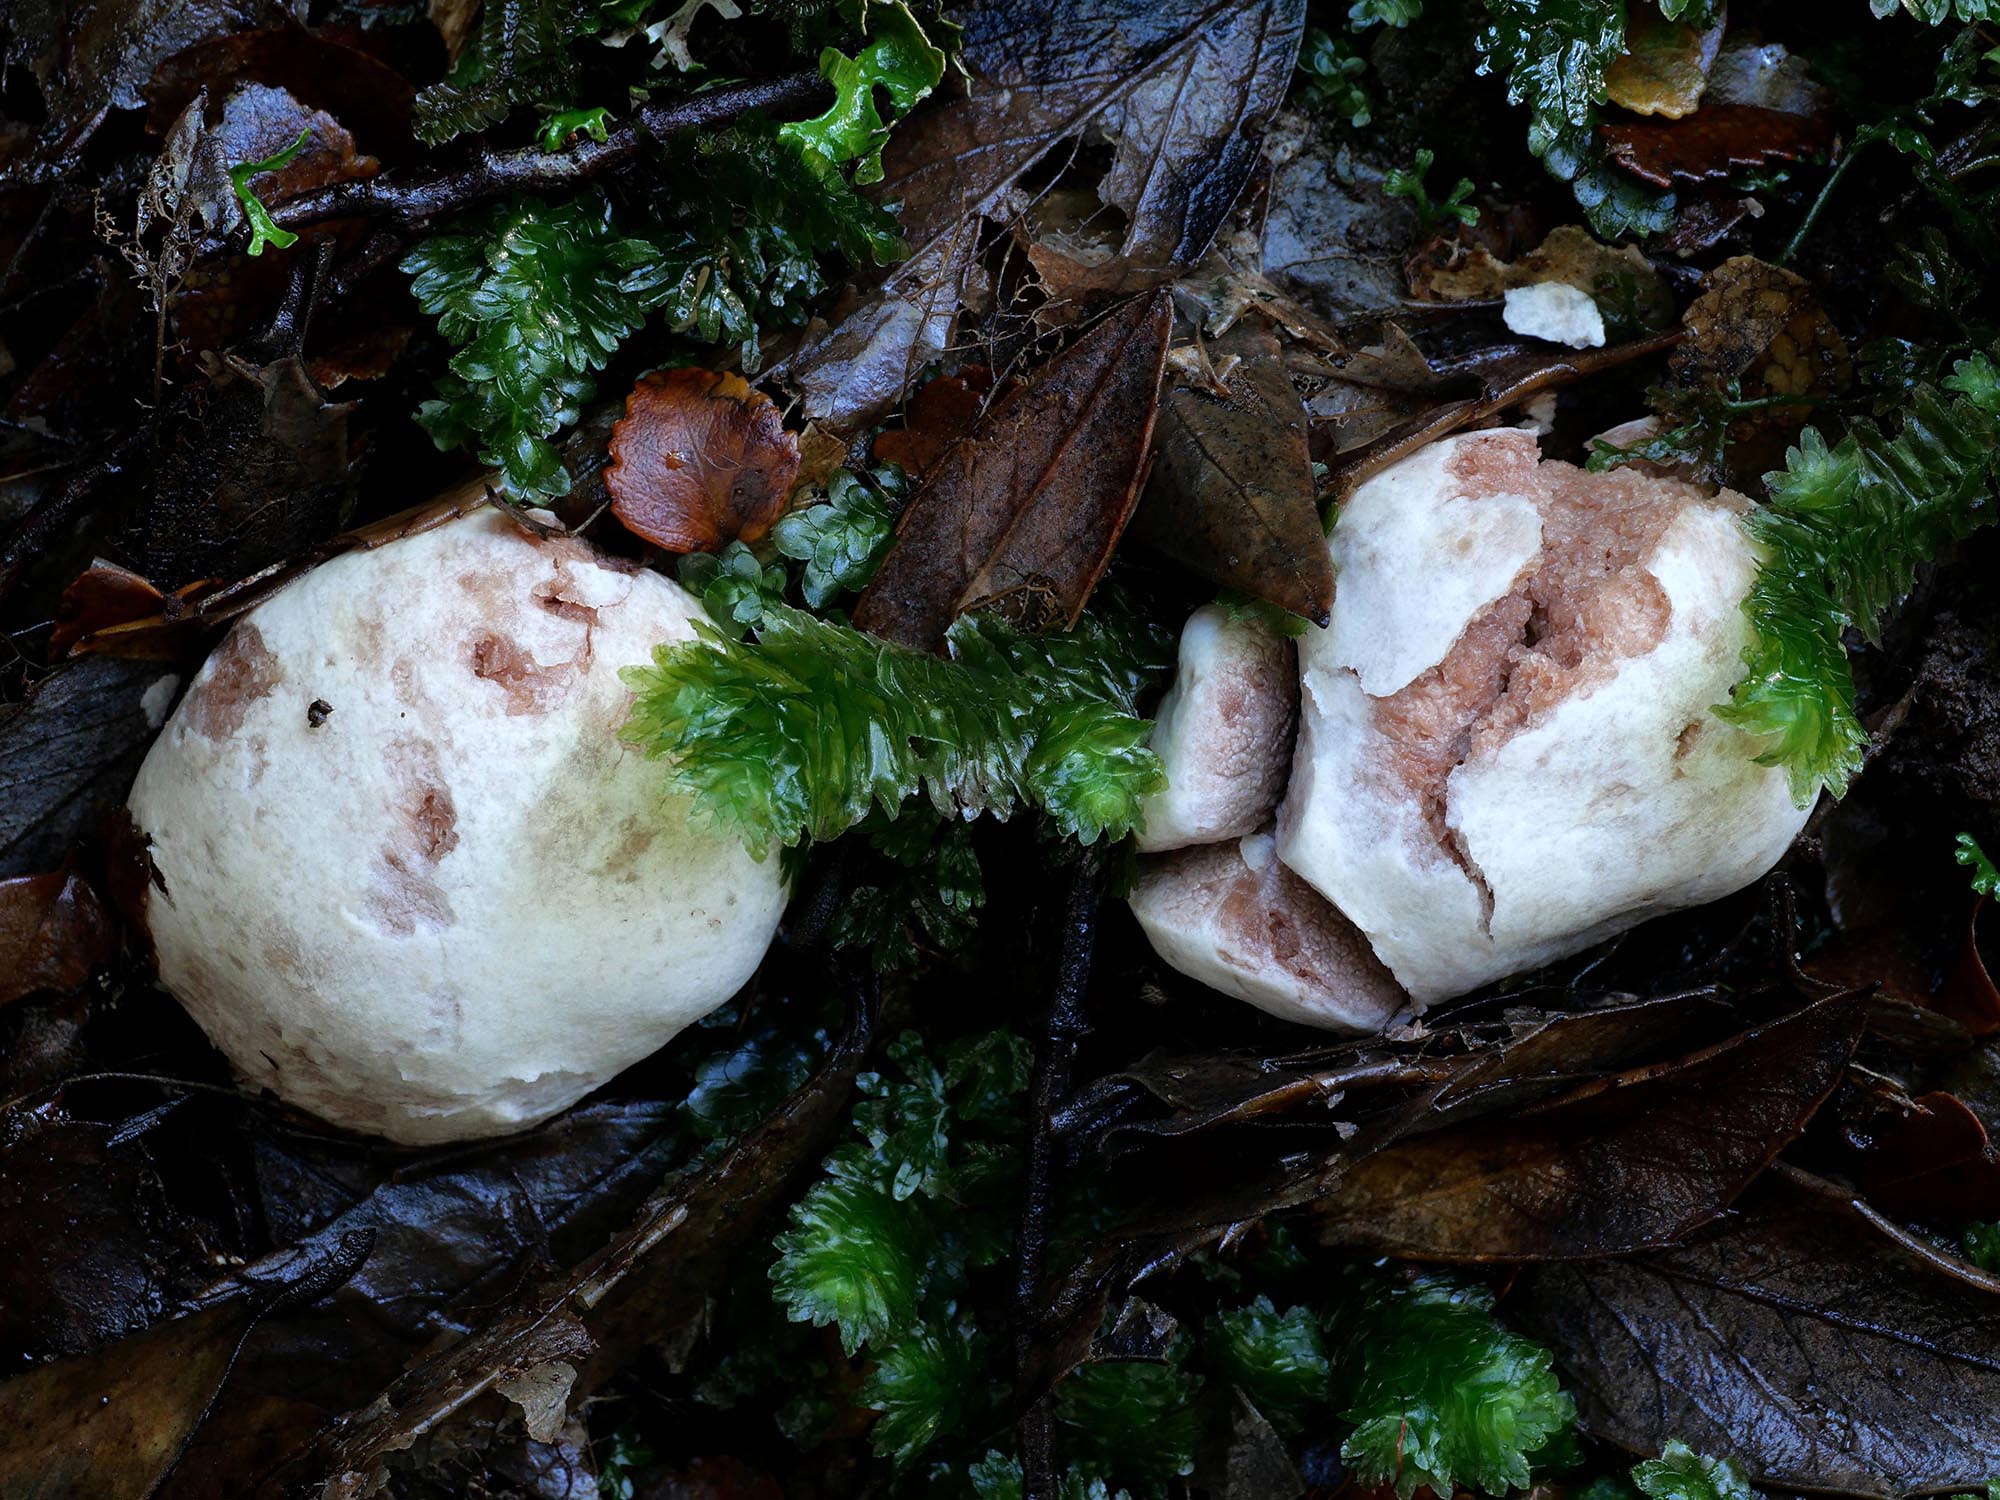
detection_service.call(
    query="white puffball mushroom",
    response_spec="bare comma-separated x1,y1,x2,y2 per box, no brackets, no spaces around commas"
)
126,507,786,1145
1134,604,1296,853
1278,428,1809,1002
1502,282,1606,349
1128,831,1406,1032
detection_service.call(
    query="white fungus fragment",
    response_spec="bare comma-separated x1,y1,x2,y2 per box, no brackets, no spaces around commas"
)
1502,282,1606,349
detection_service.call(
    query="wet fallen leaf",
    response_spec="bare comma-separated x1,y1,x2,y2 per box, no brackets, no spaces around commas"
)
1604,5,1725,120
853,290,1174,650
289,993,870,1495
49,561,224,660
1258,116,1419,320
1941,899,2000,1036
1308,992,1864,1260
1517,1166,2000,1496
784,217,983,435
0,657,182,879
1704,37,1827,116
1130,320,1332,624
0,869,116,1005
160,1098,687,1494
1847,1087,2000,1226
142,27,417,153
0,1230,370,1500
607,369,803,554
1603,105,1832,190
0,0,282,186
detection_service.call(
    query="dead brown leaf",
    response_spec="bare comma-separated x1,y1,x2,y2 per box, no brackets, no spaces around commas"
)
1130,320,1332,623
607,369,803,554
852,290,1174,651
1409,225,1672,332
1308,991,1864,1260
0,869,116,1006
1671,255,1851,401
50,560,223,660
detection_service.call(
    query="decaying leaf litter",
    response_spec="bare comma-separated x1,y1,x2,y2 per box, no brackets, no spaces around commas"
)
1,0,1999,1497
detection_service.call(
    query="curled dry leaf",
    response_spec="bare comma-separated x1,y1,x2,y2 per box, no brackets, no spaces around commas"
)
1603,105,1832,191
1308,992,1864,1260
0,869,117,1006
1131,319,1333,623
1518,1166,2000,1496
607,368,803,554
853,290,1174,650
50,561,223,660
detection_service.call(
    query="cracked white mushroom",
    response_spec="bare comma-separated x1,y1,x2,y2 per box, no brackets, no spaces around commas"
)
1131,427,1809,1017
126,507,786,1145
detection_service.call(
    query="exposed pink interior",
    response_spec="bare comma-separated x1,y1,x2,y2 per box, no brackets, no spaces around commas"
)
1367,433,1704,854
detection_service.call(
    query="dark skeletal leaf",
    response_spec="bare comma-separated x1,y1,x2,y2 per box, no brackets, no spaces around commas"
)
1309,993,1864,1260
1602,105,1833,190
158,1098,685,1493
0,869,116,1005
1517,1166,2000,1497
786,218,982,434
0,657,181,879
142,353,357,588
282,994,870,1494
886,0,1305,273
853,291,1173,650
1131,319,1331,623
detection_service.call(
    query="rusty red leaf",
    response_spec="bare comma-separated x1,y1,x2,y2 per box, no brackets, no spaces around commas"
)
852,290,1174,650
1601,104,1832,190
607,369,803,554
872,366,996,482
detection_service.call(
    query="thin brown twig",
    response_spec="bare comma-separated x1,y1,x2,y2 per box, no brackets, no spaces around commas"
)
227,70,830,253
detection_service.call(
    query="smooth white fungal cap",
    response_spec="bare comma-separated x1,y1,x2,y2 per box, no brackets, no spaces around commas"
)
1128,831,1406,1032
1502,282,1606,349
1134,604,1296,853
1277,428,1809,1002
127,508,786,1145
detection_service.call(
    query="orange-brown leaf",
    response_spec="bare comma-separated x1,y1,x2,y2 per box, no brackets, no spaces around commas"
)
872,366,996,481
607,369,802,554
853,290,1174,651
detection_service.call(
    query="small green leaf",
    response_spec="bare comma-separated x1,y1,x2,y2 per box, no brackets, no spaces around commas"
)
1957,833,2000,897
860,1321,986,1468
772,467,904,607
1208,1296,1331,1433
1349,0,1422,24
1963,1222,2000,1271
229,128,310,257
1631,1440,1755,1500
1337,1279,1577,1500
1057,1358,1204,1488
770,1176,927,1354
779,2,945,184
539,105,610,151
